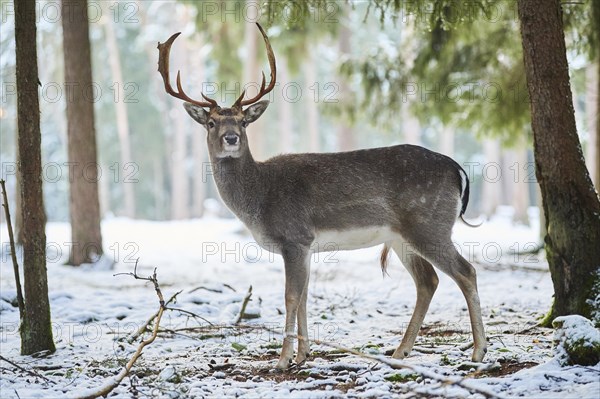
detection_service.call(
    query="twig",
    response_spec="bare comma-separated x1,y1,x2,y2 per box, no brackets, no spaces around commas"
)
189,285,223,294
188,283,237,294
0,179,25,319
0,355,52,383
235,285,253,325
223,283,237,292
75,263,167,399
164,307,214,326
125,290,182,343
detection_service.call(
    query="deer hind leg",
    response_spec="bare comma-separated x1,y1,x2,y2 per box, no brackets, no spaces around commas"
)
431,248,487,362
390,240,439,359
276,244,310,369
411,237,487,362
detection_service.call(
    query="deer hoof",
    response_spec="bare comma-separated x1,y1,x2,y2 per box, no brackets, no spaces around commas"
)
391,348,409,359
295,352,309,365
275,357,292,370
472,346,487,363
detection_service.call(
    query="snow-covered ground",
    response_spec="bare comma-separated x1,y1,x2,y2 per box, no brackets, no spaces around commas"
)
1,207,599,398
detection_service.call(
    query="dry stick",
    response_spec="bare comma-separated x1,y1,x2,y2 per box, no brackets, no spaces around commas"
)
75,263,167,399
0,355,52,383
235,285,253,325
165,306,214,326
125,290,182,344
0,179,25,319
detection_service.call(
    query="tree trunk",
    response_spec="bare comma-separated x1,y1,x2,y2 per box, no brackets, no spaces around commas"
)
518,0,600,324
170,111,190,220
597,61,600,193
510,146,530,225
304,48,320,152
401,104,421,145
279,57,293,153
14,0,56,355
190,35,206,218
337,10,357,151
102,14,135,218
15,128,23,245
62,0,104,265
588,61,600,192
170,20,190,220
439,125,454,157
244,6,265,160
481,139,501,218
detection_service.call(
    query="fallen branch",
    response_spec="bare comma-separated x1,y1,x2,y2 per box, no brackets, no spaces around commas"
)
0,355,53,383
75,262,167,399
235,285,253,325
0,179,25,319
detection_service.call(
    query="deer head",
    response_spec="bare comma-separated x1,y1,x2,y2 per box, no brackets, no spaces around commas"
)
157,23,277,159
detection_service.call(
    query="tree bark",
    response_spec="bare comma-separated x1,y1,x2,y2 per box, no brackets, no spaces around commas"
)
401,105,421,145
510,146,530,225
336,8,357,151
304,48,320,152
190,34,206,218
15,128,23,245
481,138,501,218
169,13,190,220
439,125,454,157
244,5,265,160
62,0,104,265
278,57,293,153
14,0,56,355
102,14,135,218
170,108,190,220
518,0,600,324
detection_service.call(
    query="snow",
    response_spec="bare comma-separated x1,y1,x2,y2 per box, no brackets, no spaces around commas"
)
552,315,600,366
1,209,599,398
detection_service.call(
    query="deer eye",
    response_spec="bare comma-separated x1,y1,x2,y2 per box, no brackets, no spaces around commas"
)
241,120,248,128
208,121,215,129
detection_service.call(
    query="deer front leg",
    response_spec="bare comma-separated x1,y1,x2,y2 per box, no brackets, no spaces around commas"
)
276,245,310,370
295,271,311,365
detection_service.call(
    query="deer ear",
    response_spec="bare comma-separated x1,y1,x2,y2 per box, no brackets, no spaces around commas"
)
184,102,210,125
243,100,269,124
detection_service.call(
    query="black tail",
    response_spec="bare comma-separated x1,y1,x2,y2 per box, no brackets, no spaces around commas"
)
457,164,470,218
456,164,482,228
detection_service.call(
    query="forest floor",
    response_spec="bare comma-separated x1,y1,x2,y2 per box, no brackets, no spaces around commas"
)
1,207,599,398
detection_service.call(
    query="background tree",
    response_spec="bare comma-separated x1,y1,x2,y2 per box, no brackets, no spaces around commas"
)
61,0,104,265
14,0,55,355
517,0,600,324
101,12,135,218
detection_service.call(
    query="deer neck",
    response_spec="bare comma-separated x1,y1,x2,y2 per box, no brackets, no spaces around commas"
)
210,150,264,222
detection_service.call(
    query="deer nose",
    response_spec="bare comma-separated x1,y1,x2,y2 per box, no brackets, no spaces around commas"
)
224,133,239,145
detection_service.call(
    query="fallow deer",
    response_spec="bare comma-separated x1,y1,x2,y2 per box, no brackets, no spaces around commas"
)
157,23,487,369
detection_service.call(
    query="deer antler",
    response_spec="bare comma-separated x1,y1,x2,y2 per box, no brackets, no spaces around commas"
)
157,32,218,108
232,23,277,108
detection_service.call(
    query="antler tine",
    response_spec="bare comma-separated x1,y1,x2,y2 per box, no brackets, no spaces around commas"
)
232,90,247,108
236,23,277,107
157,32,217,108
